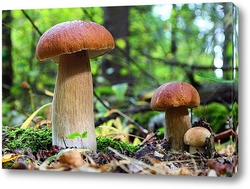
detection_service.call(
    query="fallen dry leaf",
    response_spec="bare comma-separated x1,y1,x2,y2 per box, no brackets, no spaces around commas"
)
2,153,20,163
58,149,84,168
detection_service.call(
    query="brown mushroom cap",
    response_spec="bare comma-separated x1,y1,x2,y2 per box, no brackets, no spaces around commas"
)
183,127,211,147
150,82,200,111
36,20,115,62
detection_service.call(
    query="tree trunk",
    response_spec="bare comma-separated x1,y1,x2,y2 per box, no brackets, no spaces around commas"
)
2,10,13,99
101,6,134,86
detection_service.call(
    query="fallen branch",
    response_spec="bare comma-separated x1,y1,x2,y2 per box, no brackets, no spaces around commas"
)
214,129,237,141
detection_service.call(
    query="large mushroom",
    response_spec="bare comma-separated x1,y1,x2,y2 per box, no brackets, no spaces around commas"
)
150,81,200,151
36,20,115,151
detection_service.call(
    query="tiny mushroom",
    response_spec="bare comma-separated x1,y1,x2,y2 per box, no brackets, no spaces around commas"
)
150,81,200,151
36,20,115,151
184,126,211,154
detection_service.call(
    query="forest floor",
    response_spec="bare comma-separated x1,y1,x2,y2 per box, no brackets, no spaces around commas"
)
2,123,238,177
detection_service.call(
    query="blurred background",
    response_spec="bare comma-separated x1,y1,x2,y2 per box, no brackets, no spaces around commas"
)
2,2,238,141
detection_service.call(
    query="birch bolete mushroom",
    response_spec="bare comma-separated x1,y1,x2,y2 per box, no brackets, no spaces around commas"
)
36,20,115,151
150,82,200,151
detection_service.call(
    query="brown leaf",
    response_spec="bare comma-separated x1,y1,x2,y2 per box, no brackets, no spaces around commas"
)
58,149,84,168
207,159,227,175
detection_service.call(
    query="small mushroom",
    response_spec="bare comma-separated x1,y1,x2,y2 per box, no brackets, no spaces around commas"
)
150,81,200,151
36,20,115,151
184,126,211,154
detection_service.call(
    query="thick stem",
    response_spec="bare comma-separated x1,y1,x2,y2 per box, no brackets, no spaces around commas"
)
165,107,191,151
52,51,96,151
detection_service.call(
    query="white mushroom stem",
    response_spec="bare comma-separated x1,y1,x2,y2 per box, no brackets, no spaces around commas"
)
165,107,191,151
189,146,204,154
52,50,96,150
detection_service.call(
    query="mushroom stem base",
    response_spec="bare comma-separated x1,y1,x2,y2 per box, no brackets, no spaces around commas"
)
165,107,191,151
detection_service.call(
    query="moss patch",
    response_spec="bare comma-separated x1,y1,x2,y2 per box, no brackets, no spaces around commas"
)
2,126,52,153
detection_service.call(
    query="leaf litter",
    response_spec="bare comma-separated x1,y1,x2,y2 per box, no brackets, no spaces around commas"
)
2,119,238,177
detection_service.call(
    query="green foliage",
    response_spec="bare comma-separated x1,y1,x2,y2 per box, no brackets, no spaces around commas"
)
96,136,141,154
111,83,128,102
3,126,52,153
197,73,238,83
156,127,165,138
115,38,127,49
193,102,230,133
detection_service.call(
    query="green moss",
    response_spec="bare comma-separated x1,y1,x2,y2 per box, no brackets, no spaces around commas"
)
193,102,230,133
3,126,141,154
97,136,141,154
2,126,52,153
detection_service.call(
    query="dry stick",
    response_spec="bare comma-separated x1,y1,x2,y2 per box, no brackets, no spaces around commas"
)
214,129,237,141
23,10,149,137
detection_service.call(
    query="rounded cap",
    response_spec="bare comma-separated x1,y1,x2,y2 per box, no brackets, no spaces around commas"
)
183,127,211,147
36,20,115,62
150,82,200,111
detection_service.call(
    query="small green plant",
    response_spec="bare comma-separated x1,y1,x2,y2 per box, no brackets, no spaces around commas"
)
66,131,88,140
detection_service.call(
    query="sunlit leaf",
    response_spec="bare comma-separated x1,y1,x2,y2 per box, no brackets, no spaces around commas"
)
81,131,88,138
66,131,88,139
133,137,141,146
66,132,81,139
111,83,128,102
95,86,114,96
2,153,20,163
20,102,52,129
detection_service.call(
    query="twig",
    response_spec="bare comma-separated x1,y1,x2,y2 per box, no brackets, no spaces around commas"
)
140,51,238,71
21,10,43,36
